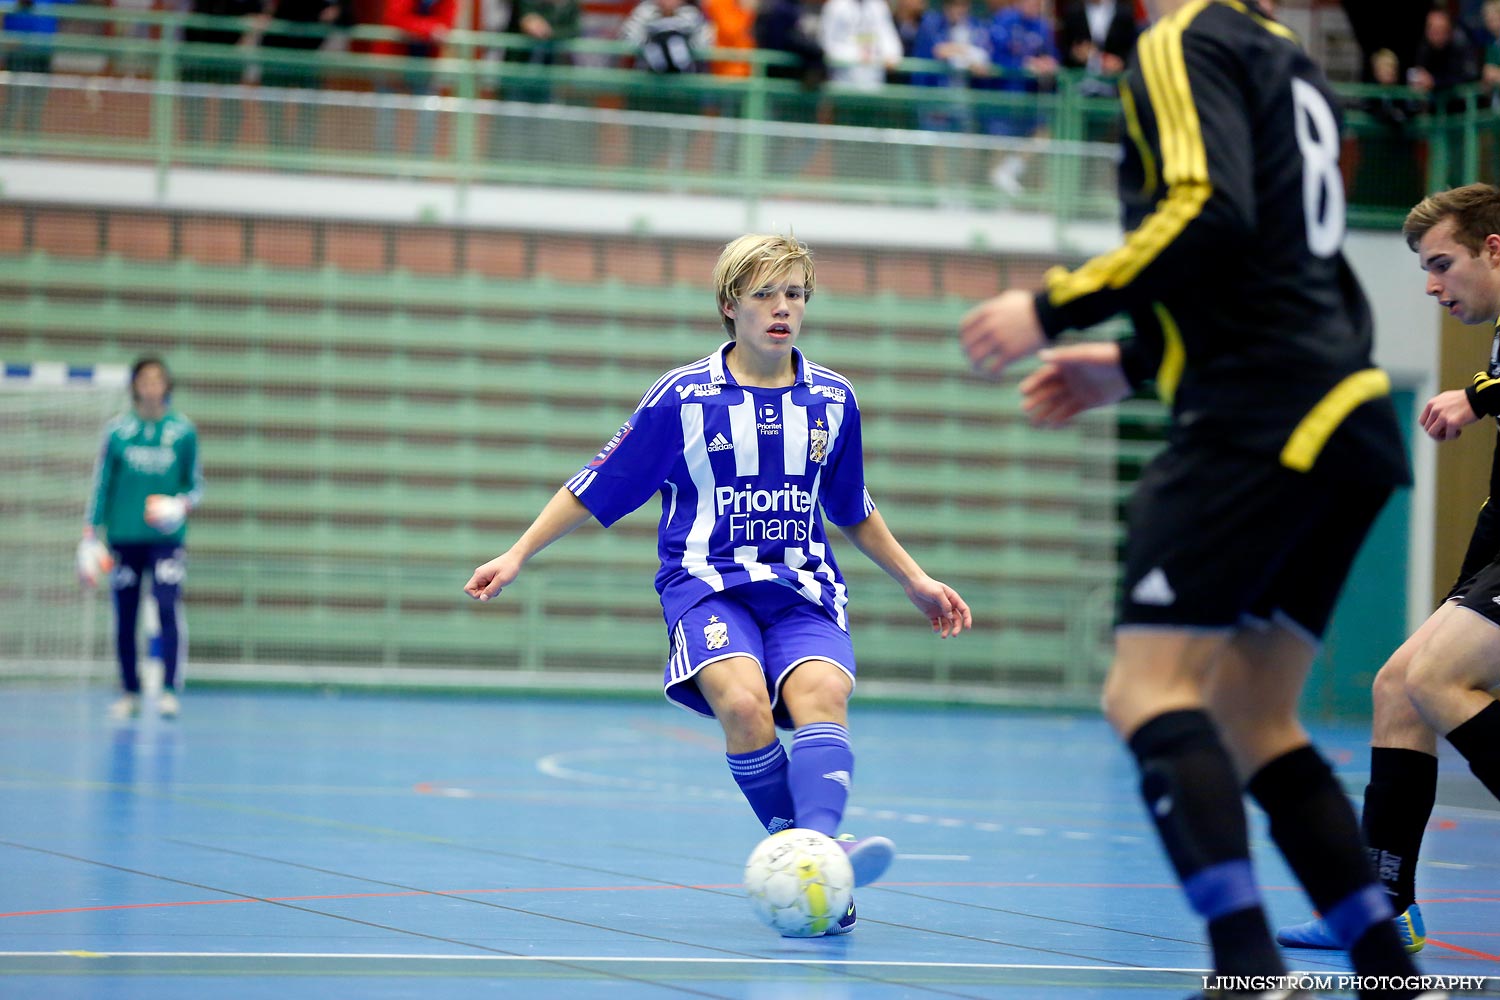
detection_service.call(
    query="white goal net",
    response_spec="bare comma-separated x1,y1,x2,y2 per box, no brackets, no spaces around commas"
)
0,362,129,679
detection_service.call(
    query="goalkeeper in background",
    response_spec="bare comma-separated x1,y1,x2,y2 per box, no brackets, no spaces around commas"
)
80,357,203,719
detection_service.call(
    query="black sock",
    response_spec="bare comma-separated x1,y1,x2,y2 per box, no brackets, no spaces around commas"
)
1362,747,1437,911
1350,921,1426,999
1128,710,1282,979
1447,700,1500,802
1248,745,1418,988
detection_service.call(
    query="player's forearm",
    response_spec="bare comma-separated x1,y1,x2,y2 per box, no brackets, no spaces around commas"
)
1035,190,1248,338
509,487,595,563
838,510,924,589
85,449,113,530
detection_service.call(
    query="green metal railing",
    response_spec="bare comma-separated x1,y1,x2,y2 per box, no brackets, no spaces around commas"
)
0,4,1114,233
3,3,1491,228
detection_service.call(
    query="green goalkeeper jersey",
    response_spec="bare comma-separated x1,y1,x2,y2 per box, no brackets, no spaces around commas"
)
86,409,204,545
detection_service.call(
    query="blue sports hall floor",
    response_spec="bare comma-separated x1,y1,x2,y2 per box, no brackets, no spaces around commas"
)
1,686,1496,999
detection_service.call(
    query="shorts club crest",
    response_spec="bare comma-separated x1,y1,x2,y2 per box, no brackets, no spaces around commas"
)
704,616,730,650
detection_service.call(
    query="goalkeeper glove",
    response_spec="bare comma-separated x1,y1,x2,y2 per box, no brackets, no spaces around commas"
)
76,537,115,588
145,494,188,533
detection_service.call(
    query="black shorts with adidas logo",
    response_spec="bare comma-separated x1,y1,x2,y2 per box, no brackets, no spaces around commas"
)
1118,440,1392,640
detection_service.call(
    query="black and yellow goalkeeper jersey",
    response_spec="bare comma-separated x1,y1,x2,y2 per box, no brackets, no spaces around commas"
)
1034,0,1407,484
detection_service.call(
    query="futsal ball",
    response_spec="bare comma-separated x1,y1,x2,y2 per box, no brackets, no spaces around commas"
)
742,829,854,937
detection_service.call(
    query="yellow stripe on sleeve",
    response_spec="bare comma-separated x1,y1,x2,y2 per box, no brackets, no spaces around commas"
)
1219,0,1298,41
1046,0,1213,308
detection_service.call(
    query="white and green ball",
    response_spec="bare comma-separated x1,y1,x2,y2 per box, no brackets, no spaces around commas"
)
742,829,855,937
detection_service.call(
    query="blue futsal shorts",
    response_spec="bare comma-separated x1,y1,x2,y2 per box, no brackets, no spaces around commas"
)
663,580,856,730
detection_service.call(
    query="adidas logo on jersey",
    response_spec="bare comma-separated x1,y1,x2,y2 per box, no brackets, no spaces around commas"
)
767,816,794,833
822,770,851,789
1130,567,1176,607
707,432,733,452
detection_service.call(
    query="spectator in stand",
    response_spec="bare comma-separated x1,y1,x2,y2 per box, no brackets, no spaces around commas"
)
1409,6,1479,110
1467,0,1495,50
983,0,1058,195
619,0,713,167
755,0,825,87
818,0,901,90
912,0,990,130
259,0,349,152
181,0,264,147
1,0,76,136
503,0,579,81
701,0,757,169
1348,48,1424,209
911,0,992,193
487,0,579,162
703,0,756,77
889,0,929,85
1056,0,1137,96
1480,3,1500,177
1482,0,1500,93
620,0,713,74
754,0,824,174
372,0,457,161
1368,46,1423,130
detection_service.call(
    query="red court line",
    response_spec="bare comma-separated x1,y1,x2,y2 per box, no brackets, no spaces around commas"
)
0,885,739,919
0,880,1226,920
1425,939,1500,962
9,880,1497,928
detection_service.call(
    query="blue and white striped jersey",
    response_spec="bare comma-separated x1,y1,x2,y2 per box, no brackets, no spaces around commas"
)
565,343,875,632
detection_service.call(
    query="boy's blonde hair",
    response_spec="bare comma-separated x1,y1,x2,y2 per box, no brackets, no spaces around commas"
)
1403,183,1500,254
712,234,816,338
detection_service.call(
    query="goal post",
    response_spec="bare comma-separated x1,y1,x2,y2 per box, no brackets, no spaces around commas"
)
0,361,129,680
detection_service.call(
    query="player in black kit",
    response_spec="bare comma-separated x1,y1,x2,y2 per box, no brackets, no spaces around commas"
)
1278,184,1500,957
956,1,1437,998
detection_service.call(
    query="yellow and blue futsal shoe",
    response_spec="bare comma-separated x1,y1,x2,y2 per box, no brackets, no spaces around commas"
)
1275,902,1426,954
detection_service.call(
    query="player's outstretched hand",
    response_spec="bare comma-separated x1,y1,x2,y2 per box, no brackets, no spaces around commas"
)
905,577,972,638
959,289,1046,380
1419,388,1480,442
465,551,524,602
1018,343,1131,428
76,536,114,589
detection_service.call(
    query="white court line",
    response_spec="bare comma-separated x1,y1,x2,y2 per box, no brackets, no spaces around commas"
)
0,952,1216,971
7,954,1493,987
896,854,971,861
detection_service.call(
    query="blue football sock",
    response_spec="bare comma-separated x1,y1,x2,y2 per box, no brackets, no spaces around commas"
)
727,740,795,834
788,722,853,838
